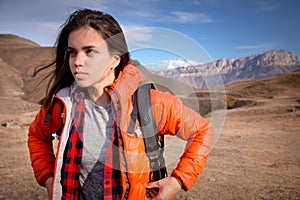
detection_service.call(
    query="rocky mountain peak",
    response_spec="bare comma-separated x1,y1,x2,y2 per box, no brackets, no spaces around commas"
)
157,49,300,89
255,49,298,66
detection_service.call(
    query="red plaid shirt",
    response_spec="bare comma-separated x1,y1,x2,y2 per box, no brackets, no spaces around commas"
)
61,89,123,200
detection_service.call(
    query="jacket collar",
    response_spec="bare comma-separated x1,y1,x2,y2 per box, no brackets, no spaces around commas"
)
109,64,146,100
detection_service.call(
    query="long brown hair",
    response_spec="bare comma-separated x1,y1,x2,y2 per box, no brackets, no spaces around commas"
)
35,9,130,108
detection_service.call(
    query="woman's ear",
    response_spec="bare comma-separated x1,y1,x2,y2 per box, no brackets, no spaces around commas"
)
112,55,121,69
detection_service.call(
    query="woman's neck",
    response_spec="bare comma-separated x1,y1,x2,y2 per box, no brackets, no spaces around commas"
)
87,86,111,106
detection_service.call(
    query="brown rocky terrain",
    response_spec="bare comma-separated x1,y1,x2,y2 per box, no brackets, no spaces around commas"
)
0,34,299,199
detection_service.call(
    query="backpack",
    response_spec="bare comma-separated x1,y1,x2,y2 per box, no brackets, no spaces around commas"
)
128,83,167,181
44,83,167,181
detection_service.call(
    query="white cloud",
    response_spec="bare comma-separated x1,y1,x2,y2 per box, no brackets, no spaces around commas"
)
34,21,61,32
192,0,218,5
67,0,110,11
132,11,153,18
234,44,272,50
251,0,279,12
160,58,200,70
122,25,154,49
169,11,213,24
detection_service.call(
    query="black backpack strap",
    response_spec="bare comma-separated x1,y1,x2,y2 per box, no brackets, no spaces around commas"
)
44,97,65,138
56,102,65,137
129,82,167,181
128,92,139,134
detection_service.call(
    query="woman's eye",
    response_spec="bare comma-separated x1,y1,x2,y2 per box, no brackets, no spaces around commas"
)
67,50,76,57
86,49,97,55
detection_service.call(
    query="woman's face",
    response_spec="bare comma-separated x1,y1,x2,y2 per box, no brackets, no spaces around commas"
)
68,26,119,89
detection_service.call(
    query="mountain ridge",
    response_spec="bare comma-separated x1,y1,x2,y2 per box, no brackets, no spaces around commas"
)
157,49,300,89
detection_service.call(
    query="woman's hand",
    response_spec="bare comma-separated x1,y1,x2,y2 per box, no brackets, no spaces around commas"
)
145,176,182,200
45,177,53,199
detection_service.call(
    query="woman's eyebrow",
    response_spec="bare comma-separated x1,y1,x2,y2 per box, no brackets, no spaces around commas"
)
67,45,97,51
67,46,75,51
82,45,97,50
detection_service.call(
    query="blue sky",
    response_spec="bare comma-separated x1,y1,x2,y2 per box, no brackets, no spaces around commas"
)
0,0,299,70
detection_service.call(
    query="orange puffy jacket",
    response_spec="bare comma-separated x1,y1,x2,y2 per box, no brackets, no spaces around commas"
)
28,64,214,199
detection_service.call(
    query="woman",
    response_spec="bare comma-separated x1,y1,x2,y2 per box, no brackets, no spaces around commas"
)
28,9,214,200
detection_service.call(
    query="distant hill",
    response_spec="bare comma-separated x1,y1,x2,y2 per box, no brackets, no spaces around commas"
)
0,34,40,49
0,34,56,103
194,69,300,114
157,49,300,89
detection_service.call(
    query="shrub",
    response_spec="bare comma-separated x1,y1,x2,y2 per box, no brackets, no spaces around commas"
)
225,95,236,109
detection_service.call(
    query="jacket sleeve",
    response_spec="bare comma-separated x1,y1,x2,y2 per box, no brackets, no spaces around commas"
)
27,101,63,186
151,90,214,191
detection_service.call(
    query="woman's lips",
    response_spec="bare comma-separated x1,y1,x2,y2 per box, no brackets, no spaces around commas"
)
74,71,88,79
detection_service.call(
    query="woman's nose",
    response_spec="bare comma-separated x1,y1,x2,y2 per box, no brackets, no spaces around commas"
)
74,52,86,67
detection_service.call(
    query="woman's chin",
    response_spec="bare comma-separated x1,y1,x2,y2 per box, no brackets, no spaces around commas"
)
75,81,90,88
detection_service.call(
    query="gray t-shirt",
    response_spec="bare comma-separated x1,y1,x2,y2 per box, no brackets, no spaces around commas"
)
79,98,115,199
